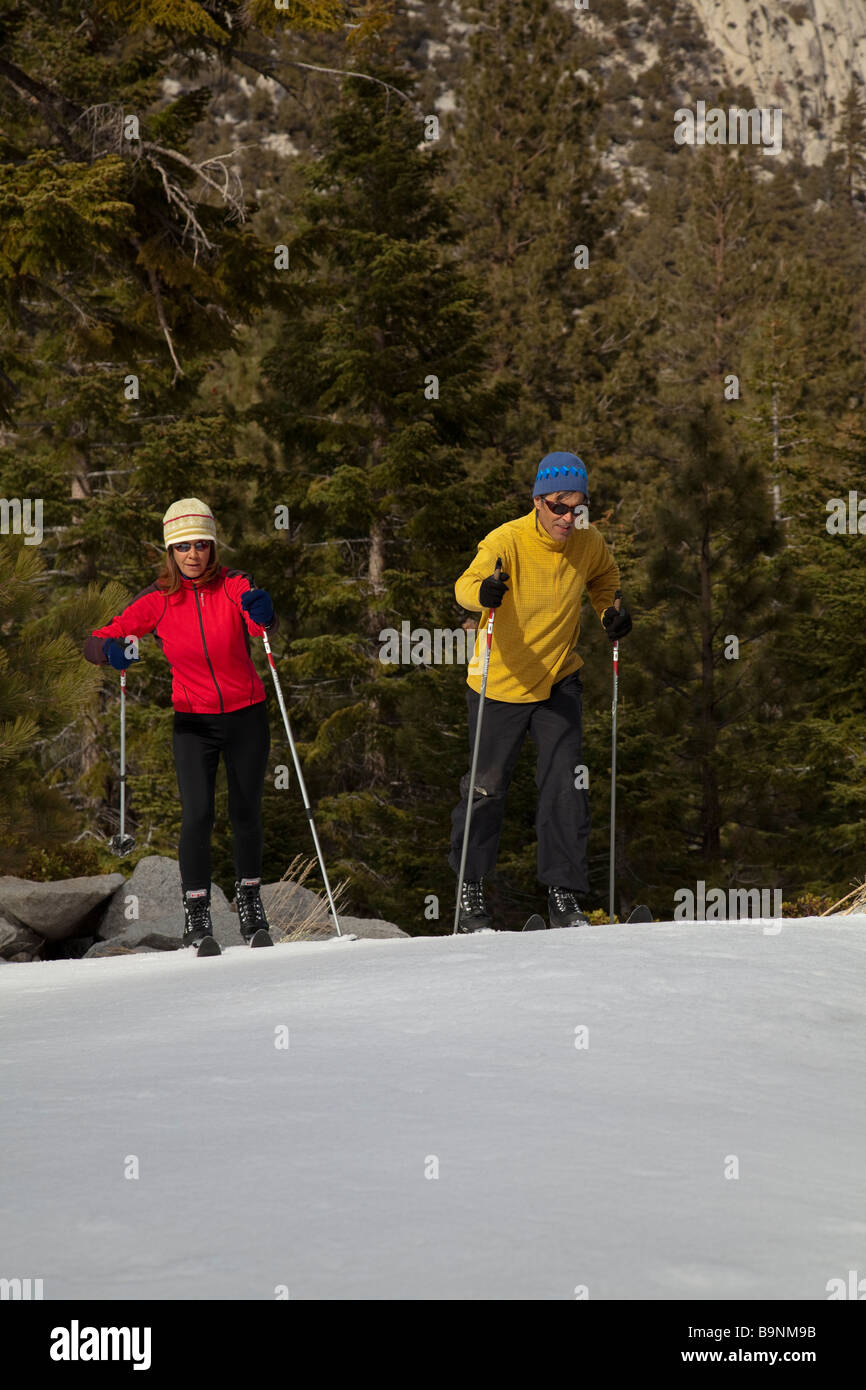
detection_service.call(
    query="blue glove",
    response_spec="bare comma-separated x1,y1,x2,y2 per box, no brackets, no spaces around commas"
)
241,588,274,627
103,637,140,671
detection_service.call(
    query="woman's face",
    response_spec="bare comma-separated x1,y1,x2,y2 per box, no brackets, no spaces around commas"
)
173,541,212,579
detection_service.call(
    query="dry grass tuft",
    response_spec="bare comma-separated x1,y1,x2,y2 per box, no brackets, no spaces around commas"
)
821,877,866,917
268,855,350,941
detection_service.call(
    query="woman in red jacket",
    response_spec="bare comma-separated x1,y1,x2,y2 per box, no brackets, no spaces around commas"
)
84,498,278,950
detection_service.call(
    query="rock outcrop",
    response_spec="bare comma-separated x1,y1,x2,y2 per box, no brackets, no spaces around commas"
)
0,874,124,943
0,856,407,959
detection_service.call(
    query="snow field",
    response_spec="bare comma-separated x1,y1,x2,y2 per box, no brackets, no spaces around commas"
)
1,919,864,1300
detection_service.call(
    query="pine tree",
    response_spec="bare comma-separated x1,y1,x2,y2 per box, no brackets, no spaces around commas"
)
608,148,802,910
734,144,866,899
252,42,507,923
624,397,798,887
0,0,366,880
835,79,866,210
451,0,625,476
0,536,118,868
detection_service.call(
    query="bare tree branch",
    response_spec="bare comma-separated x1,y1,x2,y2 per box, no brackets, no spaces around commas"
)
130,235,185,383
49,282,97,326
231,47,419,115
74,105,250,261
0,55,84,157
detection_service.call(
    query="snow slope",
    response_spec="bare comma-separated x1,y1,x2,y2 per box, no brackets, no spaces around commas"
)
1,919,864,1300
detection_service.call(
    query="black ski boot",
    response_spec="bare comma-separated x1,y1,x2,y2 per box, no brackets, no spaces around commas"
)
235,877,273,947
457,879,494,933
548,886,590,929
182,888,220,955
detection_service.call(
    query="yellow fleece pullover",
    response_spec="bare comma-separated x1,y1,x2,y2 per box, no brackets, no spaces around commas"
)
455,510,620,703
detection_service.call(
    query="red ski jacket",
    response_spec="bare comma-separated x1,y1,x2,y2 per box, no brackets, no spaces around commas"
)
83,567,280,715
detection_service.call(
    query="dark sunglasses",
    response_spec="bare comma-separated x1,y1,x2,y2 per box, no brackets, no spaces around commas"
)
173,541,212,553
543,496,586,517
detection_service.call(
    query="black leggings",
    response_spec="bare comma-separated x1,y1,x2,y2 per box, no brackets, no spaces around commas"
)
172,700,271,893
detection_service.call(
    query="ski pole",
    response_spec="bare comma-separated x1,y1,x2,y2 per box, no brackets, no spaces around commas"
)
453,557,502,935
609,590,622,925
108,668,136,857
261,628,343,937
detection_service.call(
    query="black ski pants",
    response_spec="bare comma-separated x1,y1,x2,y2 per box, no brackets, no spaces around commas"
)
449,670,590,892
172,699,271,893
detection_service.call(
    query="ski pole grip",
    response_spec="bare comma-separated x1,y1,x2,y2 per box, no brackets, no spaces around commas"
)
494,555,502,580
613,588,622,611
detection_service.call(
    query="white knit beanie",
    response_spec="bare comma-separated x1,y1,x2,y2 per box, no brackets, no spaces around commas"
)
162,498,217,550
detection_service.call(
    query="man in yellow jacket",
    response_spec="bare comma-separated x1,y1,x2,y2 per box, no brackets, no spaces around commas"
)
451,452,632,931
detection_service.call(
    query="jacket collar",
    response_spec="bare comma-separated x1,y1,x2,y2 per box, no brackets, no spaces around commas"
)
169,566,224,600
526,508,570,551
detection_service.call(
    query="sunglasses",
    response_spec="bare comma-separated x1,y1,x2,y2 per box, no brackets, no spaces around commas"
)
173,541,212,553
543,496,586,517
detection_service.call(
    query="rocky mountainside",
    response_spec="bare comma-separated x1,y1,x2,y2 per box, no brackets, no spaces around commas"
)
556,0,866,167
687,0,866,161
187,1,866,210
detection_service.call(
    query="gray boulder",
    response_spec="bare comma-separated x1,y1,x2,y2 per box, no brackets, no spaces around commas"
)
98,920,185,952
333,915,407,940
93,858,409,951
85,940,157,958
100,855,239,950
0,912,46,960
0,874,124,942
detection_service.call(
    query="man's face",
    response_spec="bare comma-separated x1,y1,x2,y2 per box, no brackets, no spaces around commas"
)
533,490,586,542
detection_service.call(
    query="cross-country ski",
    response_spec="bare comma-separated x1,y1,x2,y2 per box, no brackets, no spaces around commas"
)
194,935,221,958
625,905,653,924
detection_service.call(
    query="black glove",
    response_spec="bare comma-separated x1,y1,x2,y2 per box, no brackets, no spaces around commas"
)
479,570,510,609
602,603,632,642
103,637,140,671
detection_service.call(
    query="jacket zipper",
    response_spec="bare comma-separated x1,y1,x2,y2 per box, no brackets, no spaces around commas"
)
193,588,224,713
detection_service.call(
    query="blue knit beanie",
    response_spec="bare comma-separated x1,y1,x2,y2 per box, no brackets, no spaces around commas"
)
532,452,589,498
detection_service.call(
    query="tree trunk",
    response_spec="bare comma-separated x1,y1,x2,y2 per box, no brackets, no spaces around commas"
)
70,454,97,582
699,514,721,857
368,516,385,596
